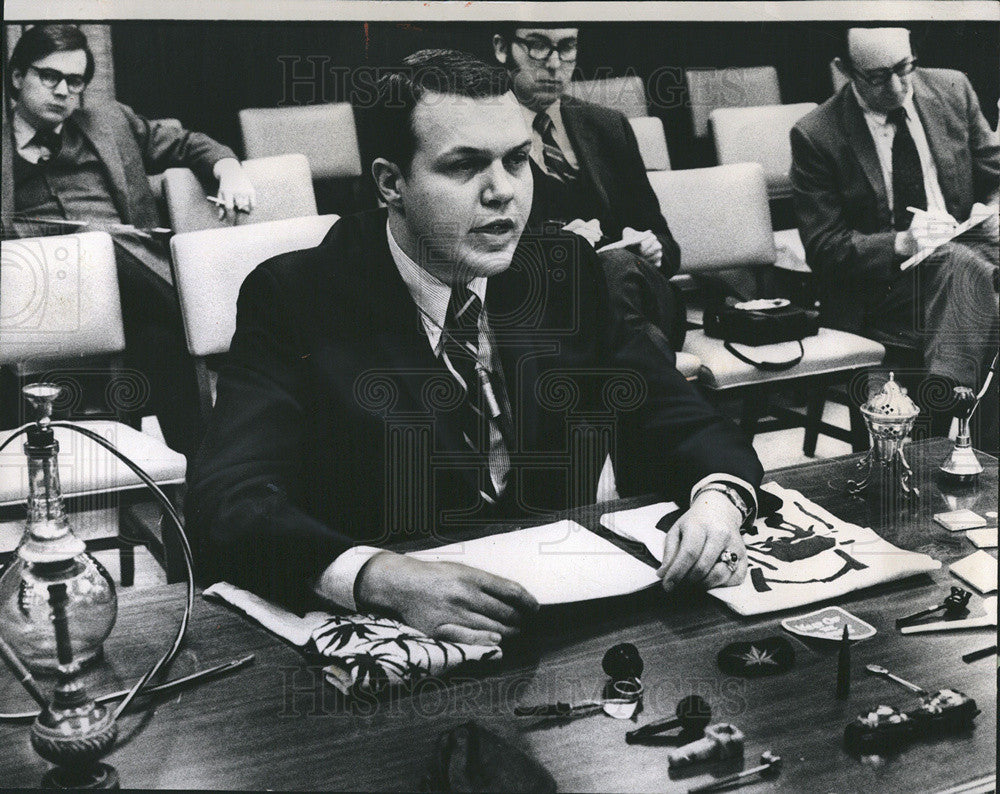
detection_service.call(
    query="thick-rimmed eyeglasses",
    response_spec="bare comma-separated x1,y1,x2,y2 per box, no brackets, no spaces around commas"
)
513,36,578,63
29,65,87,94
848,58,918,87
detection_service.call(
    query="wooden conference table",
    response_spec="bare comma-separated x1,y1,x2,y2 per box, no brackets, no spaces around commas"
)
0,438,996,791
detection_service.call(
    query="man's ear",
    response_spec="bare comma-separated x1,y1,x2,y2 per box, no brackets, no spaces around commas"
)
833,57,850,78
10,69,24,92
372,158,405,211
492,34,509,65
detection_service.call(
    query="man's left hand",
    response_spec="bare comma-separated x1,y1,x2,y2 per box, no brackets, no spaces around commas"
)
213,158,256,219
656,490,747,591
622,227,663,269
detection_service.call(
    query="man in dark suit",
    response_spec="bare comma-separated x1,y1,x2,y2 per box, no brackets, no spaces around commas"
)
2,24,255,455
791,27,998,435
492,26,687,349
187,50,763,646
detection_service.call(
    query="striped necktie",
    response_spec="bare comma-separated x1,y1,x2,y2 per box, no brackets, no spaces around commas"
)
533,112,579,184
442,284,506,501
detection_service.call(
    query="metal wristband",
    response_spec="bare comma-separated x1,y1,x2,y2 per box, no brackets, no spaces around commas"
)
693,483,751,527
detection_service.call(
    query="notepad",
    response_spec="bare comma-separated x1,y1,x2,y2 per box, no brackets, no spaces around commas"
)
407,520,660,605
899,210,992,271
967,527,999,549
950,550,998,595
934,509,988,532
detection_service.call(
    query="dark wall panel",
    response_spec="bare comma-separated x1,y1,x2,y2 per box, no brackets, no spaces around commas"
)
111,20,999,170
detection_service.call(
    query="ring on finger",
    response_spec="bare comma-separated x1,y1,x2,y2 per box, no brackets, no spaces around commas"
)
718,549,739,574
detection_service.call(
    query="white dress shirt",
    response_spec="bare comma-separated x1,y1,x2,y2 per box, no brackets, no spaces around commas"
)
852,84,949,216
519,100,580,173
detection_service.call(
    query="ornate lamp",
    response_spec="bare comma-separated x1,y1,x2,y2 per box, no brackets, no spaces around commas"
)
847,373,921,498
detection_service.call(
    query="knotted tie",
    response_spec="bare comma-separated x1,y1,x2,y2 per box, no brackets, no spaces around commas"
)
533,112,579,184
442,284,505,501
888,106,926,231
32,127,63,161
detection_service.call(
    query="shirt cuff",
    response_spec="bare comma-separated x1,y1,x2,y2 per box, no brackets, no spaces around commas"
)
690,474,759,529
314,546,384,612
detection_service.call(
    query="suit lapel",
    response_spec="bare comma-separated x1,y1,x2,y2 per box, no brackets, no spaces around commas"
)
840,88,890,215
69,109,133,222
560,99,611,212
910,73,958,214
362,220,485,488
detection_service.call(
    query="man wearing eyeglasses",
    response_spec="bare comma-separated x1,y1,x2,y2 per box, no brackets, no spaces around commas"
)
791,27,999,442
492,25,686,350
2,24,255,456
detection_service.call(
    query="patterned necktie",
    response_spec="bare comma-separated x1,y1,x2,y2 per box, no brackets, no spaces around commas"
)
533,112,579,184
888,106,927,231
442,284,504,501
32,127,63,162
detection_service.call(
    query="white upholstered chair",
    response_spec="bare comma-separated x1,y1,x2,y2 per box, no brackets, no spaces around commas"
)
647,164,885,450
163,153,318,234
168,214,341,433
709,103,817,200
564,75,649,118
684,66,781,138
238,103,362,180
0,232,187,582
627,116,672,171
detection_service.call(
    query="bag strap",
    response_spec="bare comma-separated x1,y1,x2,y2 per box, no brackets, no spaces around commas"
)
724,340,804,372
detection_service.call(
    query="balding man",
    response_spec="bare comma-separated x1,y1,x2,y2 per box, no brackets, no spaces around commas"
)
791,27,999,437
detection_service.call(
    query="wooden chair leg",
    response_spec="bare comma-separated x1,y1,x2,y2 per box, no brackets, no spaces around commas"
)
803,385,826,457
161,485,187,584
849,401,869,452
118,543,135,587
740,386,763,441
117,500,137,587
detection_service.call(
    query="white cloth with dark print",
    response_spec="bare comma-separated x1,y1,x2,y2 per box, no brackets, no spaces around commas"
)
203,582,501,695
601,483,941,616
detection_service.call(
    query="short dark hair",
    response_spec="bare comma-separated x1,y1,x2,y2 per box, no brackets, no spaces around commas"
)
7,24,96,99
366,49,509,175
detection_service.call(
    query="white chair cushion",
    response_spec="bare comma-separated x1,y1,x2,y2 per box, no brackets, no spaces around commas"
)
170,214,340,357
682,328,885,390
675,350,701,381
164,154,318,235
565,75,649,118
709,103,817,198
239,103,362,180
686,66,781,138
0,420,186,506
628,117,671,171
1,232,125,366
648,164,776,273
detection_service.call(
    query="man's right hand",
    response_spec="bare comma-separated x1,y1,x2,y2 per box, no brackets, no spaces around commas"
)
355,552,539,646
895,209,959,258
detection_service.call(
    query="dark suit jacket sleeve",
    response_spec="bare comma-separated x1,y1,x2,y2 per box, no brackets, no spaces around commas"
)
613,113,682,277
117,102,237,182
590,243,763,500
185,263,354,609
790,121,898,286
961,74,1000,206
